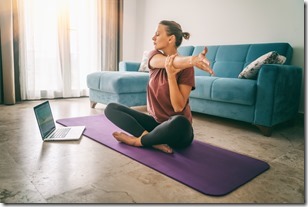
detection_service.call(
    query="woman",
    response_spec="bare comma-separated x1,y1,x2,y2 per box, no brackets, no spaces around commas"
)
105,20,214,154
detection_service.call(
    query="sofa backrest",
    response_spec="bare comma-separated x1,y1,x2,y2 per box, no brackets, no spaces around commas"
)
184,43,293,78
177,46,195,56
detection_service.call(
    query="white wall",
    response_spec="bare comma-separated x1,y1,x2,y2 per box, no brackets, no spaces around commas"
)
123,0,305,113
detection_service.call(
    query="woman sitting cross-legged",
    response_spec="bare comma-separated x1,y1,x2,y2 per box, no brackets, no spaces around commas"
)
104,20,214,154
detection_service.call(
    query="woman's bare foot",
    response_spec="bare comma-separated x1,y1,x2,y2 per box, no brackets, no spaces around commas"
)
113,131,173,154
153,144,173,154
112,132,142,147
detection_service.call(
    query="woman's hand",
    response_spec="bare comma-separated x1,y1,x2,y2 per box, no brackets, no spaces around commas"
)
165,54,183,78
191,47,215,76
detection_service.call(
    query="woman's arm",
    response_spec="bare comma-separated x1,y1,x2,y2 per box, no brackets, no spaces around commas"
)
165,55,192,112
150,48,214,75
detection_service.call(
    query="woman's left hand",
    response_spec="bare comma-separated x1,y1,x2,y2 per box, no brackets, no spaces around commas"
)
193,47,215,76
165,54,183,78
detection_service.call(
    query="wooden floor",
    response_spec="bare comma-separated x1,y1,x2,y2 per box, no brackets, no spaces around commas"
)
0,98,305,203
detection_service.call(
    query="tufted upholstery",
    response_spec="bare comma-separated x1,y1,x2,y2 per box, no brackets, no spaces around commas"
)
191,43,293,77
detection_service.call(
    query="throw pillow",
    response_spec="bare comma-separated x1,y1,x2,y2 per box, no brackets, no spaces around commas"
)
238,51,286,79
138,51,150,72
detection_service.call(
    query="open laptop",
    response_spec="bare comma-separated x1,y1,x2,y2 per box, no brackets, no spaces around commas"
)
34,101,85,141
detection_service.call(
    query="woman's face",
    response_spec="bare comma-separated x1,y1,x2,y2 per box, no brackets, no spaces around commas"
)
152,24,171,50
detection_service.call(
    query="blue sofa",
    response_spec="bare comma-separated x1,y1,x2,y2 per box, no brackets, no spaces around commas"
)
87,43,302,136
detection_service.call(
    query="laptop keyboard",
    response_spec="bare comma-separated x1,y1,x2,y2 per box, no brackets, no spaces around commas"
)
50,128,70,138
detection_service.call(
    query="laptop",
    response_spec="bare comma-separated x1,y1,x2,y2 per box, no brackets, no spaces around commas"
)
34,101,85,141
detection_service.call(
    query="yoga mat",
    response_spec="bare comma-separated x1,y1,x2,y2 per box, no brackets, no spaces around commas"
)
57,114,270,196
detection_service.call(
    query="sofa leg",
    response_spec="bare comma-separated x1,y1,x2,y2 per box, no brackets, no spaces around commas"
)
255,125,272,137
90,101,97,108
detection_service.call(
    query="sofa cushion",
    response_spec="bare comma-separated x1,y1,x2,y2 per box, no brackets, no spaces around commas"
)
244,43,292,66
87,71,149,93
191,43,293,79
178,46,195,56
87,72,103,90
138,51,150,72
213,62,245,78
238,51,286,79
192,46,219,76
211,78,257,105
190,76,219,99
192,45,250,78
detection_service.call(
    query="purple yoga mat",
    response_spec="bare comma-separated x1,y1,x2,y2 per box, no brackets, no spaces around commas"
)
57,114,270,196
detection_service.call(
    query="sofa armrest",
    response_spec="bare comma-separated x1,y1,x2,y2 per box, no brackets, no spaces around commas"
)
254,64,302,127
119,61,141,72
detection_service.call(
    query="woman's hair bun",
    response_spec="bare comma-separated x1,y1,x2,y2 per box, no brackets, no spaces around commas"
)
182,32,190,40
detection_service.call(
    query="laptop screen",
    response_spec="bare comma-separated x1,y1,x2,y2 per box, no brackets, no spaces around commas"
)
34,101,56,138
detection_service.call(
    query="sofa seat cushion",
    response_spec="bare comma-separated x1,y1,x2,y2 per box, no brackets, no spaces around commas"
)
211,78,257,105
87,71,149,94
190,76,219,99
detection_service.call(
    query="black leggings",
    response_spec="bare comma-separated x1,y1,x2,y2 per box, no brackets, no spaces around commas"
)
104,103,194,148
